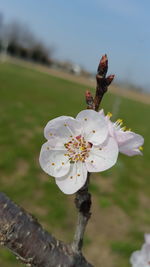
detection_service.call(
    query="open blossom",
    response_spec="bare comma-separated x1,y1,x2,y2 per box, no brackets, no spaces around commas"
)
130,234,150,267
39,110,118,194
99,110,144,156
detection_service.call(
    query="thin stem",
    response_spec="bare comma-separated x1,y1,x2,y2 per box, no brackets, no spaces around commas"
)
72,173,91,253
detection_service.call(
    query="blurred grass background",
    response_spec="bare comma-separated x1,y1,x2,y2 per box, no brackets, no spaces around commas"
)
0,62,149,267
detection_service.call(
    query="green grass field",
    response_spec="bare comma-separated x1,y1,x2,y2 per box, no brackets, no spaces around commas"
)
0,62,150,267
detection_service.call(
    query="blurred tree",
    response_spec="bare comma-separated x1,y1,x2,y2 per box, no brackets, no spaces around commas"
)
0,17,53,65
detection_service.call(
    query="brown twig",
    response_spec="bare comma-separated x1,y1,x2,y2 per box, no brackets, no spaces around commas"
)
94,54,115,111
73,54,114,253
0,192,93,267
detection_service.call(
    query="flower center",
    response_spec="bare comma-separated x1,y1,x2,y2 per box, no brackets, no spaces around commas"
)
64,135,91,163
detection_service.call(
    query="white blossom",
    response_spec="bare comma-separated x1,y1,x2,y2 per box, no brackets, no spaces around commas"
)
39,109,119,194
130,234,150,267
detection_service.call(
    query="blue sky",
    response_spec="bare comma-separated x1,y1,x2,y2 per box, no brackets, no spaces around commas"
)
0,0,150,91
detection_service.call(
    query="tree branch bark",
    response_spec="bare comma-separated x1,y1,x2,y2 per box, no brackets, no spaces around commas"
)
0,192,93,267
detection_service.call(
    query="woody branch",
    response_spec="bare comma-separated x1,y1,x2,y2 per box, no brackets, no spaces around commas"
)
0,192,92,267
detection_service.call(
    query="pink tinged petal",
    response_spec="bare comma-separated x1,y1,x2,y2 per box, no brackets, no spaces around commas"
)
85,137,119,172
145,234,150,245
44,116,82,142
55,162,88,194
76,109,108,145
39,141,70,178
117,131,144,156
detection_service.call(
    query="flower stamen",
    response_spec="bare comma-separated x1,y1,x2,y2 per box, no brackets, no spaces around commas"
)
64,135,90,163
116,119,123,126
107,112,112,118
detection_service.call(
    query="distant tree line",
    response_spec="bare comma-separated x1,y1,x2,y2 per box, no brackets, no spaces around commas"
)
0,15,53,66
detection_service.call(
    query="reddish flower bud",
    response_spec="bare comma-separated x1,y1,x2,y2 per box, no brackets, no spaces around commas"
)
97,54,108,77
106,75,115,85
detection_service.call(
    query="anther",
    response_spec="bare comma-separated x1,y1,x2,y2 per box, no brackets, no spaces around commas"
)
52,163,55,166
107,112,112,118
62,162,64,165
92,130,96,133
116,119,123,125
122,126,126,131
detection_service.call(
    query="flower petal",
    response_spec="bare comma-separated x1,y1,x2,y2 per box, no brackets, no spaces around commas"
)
99,109,105,117
145,234,150,245
55,162,87,194
142,245,150,261
39,141,70,178
44,116,82,142
117,131,144,156
76,109,108,145
85,137,118,172
130,251,144,266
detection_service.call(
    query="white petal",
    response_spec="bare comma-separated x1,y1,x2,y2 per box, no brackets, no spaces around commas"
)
44,116,82,141
145,234,150,245
55,162,88,194
141,243,150,261
85,137,119,172
99,109,105,117
130,251,145,266
39,141,70,178
107,120,116,137
76,109,108,145
117,131,144,156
